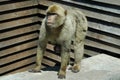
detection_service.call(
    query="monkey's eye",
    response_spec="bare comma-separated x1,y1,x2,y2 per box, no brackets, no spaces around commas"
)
47,13,57,16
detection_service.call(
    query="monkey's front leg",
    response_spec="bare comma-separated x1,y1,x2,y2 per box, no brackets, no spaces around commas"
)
29,41,47,72
58,42,70,79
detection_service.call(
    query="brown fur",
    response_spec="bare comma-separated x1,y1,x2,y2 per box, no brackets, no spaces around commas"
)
47,4,66,16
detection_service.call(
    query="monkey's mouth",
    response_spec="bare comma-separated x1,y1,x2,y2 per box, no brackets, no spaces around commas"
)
47,22,53,24
47,22,54,25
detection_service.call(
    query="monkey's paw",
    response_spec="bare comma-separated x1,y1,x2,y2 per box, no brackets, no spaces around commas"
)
71,69,79,73
69,66,80,73
58,74,66,79
28,67,41,73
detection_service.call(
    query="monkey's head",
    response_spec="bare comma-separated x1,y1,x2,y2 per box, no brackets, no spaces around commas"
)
46,4,67,28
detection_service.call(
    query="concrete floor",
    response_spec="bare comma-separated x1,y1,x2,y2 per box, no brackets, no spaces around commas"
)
1,54,120,80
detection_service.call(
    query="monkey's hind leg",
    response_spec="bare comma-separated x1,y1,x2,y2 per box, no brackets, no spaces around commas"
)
29,42,47,72
71,41,84,73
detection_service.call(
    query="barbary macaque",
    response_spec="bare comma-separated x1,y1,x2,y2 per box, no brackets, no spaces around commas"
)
29,4,88,79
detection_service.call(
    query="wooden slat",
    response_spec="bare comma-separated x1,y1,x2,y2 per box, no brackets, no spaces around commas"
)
39,9,46,15
0,0,10,2
0,40,38,57
1,50,52,73
84,49,98,57
88,21,120,36
39,17,43,22
0,16,39,30
0,48,36,65
44,51,61,62
42,58,56,67
87,31,120,47
46,44,54,51
39,0,53,6
0,8,38,21
85,39,120,55
0,33,38,48
80,9,120,25
0,57,36,74
6,64,36,75
93,0,120,6
62,0,120,14
7,64,46,75
0,0,38,12
0,24,39,40
0,0,39,75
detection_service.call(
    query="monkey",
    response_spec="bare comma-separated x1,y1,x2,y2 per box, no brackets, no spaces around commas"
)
29,4,88,79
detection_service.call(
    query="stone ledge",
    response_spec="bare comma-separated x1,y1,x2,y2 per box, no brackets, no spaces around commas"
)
1,54,120,80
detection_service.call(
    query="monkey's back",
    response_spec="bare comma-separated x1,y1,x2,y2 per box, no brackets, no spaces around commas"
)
67,8,88,43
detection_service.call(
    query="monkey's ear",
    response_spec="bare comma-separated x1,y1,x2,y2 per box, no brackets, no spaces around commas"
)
65,10,67,16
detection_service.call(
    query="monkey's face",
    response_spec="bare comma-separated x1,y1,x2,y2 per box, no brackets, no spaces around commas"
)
46,13,58,28
46,5,66,28
46,12,66,28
